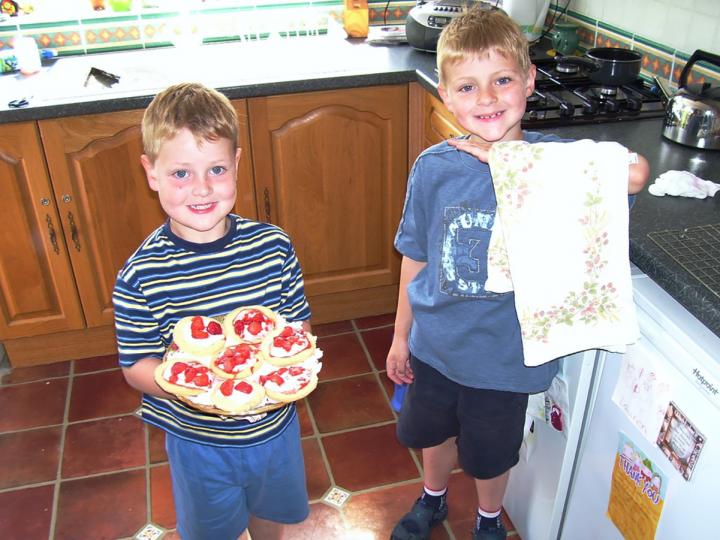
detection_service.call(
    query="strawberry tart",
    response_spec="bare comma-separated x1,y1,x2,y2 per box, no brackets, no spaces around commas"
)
154,360,215,397
223,306,277,345
173,315,226,356
211,378,265,414
210,343,261,379
259,364,318,403
260,325,317,366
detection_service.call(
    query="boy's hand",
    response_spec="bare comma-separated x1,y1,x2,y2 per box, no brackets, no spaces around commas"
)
386,339,414,385
447,137,493,163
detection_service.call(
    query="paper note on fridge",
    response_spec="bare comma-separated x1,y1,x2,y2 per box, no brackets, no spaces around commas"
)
611,351,674,442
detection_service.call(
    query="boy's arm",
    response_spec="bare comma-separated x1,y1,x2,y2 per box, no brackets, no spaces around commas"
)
386,256,426,385
122,357,175,399
449,138,651,195
628,153,650,194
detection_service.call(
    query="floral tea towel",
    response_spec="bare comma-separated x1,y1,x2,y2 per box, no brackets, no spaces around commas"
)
487,140,639,366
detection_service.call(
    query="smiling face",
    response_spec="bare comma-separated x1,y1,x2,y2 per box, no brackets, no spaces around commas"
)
141,128,240,243
438,49,536,145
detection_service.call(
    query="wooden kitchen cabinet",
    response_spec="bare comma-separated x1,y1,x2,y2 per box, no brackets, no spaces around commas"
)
248,85,408,323
423,91,467,146
0,122,85,340
1,101,255,366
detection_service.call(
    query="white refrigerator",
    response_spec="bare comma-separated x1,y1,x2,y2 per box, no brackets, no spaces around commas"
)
504,270,720,539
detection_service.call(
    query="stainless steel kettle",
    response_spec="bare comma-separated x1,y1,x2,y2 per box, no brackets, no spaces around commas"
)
655,49,720,150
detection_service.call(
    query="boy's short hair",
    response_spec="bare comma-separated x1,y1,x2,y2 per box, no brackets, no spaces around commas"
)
436,6,532,85
142,82,238,162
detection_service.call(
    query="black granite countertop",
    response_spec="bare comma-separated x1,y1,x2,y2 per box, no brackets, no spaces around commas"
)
2,38,718,337
546,119,720,338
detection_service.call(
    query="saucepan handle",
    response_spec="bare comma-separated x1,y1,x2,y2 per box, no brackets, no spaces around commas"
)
554,55,601,72
679,49,720,88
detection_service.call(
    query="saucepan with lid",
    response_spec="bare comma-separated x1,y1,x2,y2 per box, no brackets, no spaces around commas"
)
654,49,720,150
555,47,642,86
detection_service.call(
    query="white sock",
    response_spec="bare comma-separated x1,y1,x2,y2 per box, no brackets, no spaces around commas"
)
423,485,447,497
477,507,501,519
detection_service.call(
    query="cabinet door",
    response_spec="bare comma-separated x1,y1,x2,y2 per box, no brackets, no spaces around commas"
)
424,91,467,147
39,110,163,328
249,85,407,302
0,122,85,339
39,101,256,328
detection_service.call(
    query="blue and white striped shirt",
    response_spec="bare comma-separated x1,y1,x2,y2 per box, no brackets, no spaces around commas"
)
113,214,311,446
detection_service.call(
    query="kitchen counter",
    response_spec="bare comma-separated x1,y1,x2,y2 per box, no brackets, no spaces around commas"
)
547,119,720,339
1,37,718,337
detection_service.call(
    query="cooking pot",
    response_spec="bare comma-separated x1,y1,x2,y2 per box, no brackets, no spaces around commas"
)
555,47,642,87
654,49,720,150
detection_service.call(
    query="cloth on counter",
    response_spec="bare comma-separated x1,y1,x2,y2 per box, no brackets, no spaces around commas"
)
648,170,720,199
486,140,639,367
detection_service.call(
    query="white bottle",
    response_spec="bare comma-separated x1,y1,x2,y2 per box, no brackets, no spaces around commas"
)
14,35,41,75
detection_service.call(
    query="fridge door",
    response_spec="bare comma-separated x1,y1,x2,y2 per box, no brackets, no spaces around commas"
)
504,349,598,540
560,276,720,539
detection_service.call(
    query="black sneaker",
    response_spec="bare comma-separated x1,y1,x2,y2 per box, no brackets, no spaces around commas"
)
390,496,448,540
471,516,507,540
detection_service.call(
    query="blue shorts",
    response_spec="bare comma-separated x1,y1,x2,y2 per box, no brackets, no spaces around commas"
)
165,416,309,540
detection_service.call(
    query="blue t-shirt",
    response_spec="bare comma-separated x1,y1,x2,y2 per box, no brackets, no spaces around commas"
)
395,131,562,393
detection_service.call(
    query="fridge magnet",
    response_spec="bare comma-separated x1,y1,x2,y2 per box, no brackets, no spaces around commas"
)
607,432,667,540
611,353,673,442
544,375,569,436
656,401,706,481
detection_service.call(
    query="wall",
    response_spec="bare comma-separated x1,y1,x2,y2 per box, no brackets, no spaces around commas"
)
560,0,720,87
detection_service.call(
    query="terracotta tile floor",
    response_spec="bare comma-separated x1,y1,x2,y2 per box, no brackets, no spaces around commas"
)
0,314,520,540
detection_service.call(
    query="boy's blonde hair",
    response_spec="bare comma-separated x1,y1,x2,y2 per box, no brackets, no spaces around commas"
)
142,82,238,162
437,6,532,85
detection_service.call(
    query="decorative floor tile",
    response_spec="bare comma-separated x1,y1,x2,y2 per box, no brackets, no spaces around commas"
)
322,486,350,508
135,523,164,540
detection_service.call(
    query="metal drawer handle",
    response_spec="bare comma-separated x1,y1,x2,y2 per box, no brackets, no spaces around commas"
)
46,214,59,254
67,211,81,251
263,188,272,222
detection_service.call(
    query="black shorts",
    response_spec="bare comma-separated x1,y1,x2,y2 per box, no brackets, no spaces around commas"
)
396,355,528,480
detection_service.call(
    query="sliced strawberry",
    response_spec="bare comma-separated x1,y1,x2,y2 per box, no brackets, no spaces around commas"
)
220,379,234,396
169,373,179,384
235,381,254,394
233,320,245,336
191,328,209,339
184,367,197,381
288,366,306,376
190,316,204,330
171,362,188,375
281,340,292,352
207,321,223,335
266,373,285,386
247,321,262,335
194,372,210,387
280,326,294,338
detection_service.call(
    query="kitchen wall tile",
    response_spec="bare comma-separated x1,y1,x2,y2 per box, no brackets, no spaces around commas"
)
594,22,632,50
633,40,676,83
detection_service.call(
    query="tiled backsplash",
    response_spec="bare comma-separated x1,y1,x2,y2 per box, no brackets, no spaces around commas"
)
0,0,717,88
552,2,720,88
